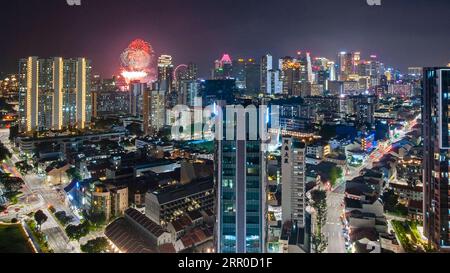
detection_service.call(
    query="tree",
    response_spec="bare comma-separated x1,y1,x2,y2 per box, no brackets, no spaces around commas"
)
329,166,343,187
0,142,12,161
310,190,328,253
1,175,24,193
15,161,33,174
48,205,56,214
55,211,73,226
66,167,82,181
126,122,143,137
81,237,109,253
87,212,107,228
34,210,48,229
9,124,19,142
65,222,90,240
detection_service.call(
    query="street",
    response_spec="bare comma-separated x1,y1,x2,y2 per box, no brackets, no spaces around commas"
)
0,129,81,253
322,115,419,253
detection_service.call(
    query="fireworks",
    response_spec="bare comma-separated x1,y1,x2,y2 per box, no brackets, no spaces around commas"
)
120,39,155,83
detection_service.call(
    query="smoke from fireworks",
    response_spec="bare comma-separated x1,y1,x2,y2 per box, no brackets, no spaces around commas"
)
120,39,156,83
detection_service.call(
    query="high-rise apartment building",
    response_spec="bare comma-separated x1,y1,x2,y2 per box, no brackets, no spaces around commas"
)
129,81,147,117
423,67,450,251
281,137,306,227
18,57,91,132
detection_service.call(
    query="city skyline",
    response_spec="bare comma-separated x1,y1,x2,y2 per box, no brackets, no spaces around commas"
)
1,0,450,258
1,0,449,77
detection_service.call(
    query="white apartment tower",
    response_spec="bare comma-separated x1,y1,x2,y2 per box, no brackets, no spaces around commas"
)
281,137,307,227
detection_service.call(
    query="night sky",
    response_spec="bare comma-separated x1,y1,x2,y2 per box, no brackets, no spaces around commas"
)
1,0,449,77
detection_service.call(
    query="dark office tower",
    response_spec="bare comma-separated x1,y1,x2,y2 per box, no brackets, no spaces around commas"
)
232,58,246,89
423,67,450,252
245,59,260,95
215,102,266,253
200,79,238,106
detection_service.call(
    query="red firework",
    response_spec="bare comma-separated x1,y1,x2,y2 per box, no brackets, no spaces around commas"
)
128,39,153,55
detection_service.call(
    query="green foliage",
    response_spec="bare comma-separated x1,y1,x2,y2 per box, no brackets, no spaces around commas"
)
391,220,434,253
26,219,53,253
54,211,73,227
126,122,143,137
83,211,107,230
382,189,408,217
310,190,328,253
0,142,12,161
0,174,25,193
81,237,109,253
9,125,19,142
34,210,48,228
15,161,33,174
66,167,82,181
329,166,343,186
65,221,90,241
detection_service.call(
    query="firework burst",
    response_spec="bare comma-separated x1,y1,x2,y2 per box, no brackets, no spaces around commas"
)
120,39,156,83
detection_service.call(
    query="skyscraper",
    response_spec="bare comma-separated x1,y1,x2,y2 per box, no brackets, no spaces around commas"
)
279,56,302,96
261,54,273,94
157,55,174,92
296,51,313,83
129,81,146,117
232,58,246,89
149,90,166,132
423,67,450,251
215,102,266,253
281,137,306,226
244,58,260,95
213,54,233,80
18,57,91,132
337,51,354,81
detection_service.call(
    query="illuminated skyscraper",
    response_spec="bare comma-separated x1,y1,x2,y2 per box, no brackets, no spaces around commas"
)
281,137,306,226
215,102,266,253
261,54,273,94
279,56,299,95
18,57,91,132
157,55,174,92
149,90,166,132
296,51,313,83
423,67,450,251
213,54,233,80
337,51,354,81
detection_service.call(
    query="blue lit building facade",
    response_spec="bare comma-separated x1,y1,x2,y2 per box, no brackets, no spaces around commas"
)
423,68,450,251
215,103,266,253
